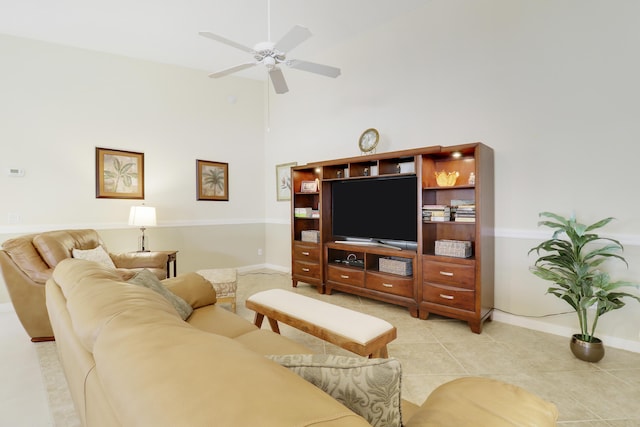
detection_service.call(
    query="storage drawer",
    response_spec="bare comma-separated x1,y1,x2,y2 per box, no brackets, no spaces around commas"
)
366,272,414,298
293,242,320,261
293,261,321,278
327,265,365,287
423,283,475,311
423,260,475,289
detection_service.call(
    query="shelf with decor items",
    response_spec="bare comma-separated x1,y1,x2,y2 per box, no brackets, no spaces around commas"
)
318,153,420,180
325,243,419,317
291,165,324,292
419,143,494,333
290,143,493,332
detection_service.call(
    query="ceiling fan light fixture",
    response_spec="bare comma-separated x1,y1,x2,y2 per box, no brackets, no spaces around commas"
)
263,56,276,69
200,8,341,94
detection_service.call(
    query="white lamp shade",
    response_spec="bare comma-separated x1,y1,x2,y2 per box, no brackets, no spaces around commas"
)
128,206,157,227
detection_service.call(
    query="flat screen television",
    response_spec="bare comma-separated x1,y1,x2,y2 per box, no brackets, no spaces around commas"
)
331,176,417,248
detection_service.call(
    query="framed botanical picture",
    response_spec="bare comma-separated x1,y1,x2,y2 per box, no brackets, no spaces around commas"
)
276,162,297,201
96,147,144,199
197,159,229,201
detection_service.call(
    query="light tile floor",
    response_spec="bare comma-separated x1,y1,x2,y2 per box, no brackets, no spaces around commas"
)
0,305,52,426
1,270,639,426
237,271,640,426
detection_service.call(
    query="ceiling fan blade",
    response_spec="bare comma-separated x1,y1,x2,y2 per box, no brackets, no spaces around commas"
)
274,25,312,53
208,62,257,78
269,68,289,94
287,59,341,78
199,31,254,53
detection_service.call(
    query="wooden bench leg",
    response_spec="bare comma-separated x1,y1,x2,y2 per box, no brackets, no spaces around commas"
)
254,313,265,327
267,317,280,334
370,345,389,359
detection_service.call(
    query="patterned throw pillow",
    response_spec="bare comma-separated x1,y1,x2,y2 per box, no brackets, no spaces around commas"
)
266,354,402,427
127,269,193,320
72,245,116,269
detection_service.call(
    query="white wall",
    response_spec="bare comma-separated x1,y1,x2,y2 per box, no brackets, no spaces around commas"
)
0,34,267,302
263,0,640,350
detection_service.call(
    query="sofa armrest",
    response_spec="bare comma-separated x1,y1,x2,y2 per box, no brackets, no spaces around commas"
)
110,251,168,269
404,377,558,427
162,273,217,309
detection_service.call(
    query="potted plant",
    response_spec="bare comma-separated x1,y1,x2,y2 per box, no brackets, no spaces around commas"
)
528,212,640,362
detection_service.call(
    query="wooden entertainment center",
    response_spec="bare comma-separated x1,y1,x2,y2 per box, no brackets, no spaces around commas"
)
290,142,494,333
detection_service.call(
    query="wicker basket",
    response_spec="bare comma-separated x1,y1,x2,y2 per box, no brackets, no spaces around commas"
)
301,230,320,243
379,257,413,276
435,240,472,258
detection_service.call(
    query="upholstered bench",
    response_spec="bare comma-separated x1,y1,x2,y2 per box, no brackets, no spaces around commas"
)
196,268,237,312
246,289,397,358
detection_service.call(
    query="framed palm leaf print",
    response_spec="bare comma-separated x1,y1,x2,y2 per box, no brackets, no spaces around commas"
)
197,159,229,201
96,147,144,199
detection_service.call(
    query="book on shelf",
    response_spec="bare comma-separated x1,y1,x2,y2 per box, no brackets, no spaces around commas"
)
450,199,475,207
452,201,475,223
424,216,451,222
423,204,451,222
454,217,476,223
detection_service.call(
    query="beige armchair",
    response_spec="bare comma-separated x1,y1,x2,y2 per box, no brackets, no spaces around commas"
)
0,229,169,341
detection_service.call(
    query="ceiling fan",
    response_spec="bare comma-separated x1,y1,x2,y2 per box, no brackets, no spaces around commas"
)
199,4,341,94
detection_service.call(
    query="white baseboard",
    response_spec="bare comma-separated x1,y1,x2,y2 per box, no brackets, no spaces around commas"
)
493,311,640,353
236,263,289,274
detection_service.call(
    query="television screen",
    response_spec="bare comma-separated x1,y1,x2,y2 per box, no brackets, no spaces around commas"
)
331,176,417,244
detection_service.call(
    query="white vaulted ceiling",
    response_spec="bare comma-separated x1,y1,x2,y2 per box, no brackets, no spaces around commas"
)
0,0,426,79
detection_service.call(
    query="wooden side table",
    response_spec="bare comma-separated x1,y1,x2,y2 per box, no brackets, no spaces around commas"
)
156,250,178,277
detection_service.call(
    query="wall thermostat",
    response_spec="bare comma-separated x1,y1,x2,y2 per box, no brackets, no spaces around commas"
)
7,168,25,177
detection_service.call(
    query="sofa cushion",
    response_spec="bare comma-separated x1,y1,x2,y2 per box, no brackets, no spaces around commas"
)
162,272,217,308
1,235,52,284
267,354,403,427
72,246,117,269
404,377,559,427
235,329,314,355
127,269,193,320
92,316,370,426
33,229,103,268
186,304,256,337
53,259,181,352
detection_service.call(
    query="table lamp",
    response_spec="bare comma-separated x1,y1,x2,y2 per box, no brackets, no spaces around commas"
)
128,205,156,252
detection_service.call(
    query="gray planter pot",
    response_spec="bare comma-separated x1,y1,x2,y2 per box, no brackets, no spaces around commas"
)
570,334,605,362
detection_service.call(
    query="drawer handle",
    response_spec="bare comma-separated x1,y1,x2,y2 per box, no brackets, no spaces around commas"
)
302,268,310,272
340,274,350,279
439,294,454,300
302,251,310,256
439,271,454,277
383,283,393,288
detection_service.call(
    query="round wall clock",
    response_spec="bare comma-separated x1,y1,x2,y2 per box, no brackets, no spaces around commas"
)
358,128,379,154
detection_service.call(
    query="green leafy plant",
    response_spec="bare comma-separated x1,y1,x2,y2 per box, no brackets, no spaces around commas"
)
529,212,640,342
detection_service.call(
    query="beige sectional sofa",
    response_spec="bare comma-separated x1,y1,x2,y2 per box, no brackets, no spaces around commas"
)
46,258,559,426
1,229,168,341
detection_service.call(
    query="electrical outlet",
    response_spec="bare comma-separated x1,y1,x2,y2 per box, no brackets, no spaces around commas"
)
257,248,263,256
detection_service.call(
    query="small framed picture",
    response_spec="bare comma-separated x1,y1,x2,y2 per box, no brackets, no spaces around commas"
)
96,147,144,199
276,162,297,201
197,159,229,201
301,180,319,193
